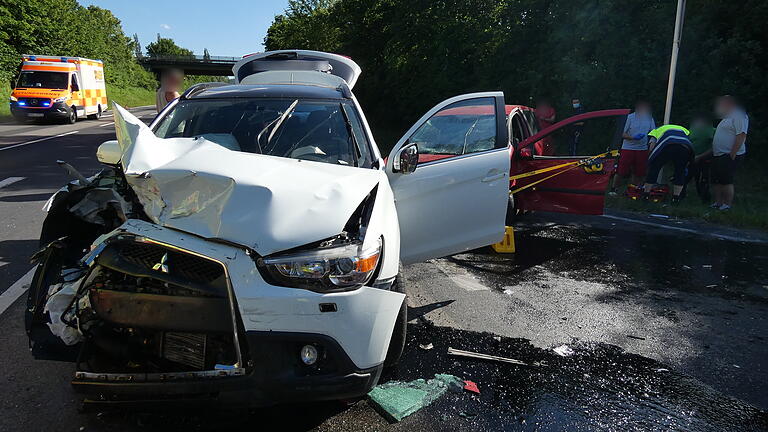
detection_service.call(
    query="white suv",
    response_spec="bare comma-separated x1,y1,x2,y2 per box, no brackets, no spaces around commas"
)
26,50,510,406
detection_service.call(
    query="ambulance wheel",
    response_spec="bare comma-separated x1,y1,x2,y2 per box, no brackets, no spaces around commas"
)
384,265,407,367
87,106,101,120
67,106,77,124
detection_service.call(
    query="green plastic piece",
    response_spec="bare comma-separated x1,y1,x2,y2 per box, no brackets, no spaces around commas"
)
367,374,462,422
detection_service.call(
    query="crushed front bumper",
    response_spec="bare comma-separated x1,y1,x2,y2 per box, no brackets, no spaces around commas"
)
73,331,383,408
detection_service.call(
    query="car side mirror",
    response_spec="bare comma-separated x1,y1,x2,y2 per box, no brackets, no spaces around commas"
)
71,81,79,92
519,146,533,159
96,140,121,165
393,143,418,174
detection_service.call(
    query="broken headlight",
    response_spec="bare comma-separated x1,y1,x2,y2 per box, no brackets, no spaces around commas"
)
260,238,381,292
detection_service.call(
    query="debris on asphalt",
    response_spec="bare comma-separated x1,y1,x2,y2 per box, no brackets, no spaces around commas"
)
458,411,478,419
419,343,434,350
650,214,670,219
447,347,534,366
706,284,717,288
703,264,713,269
626,334,646,340
463,380,480,394
367,374,463,422
553,344,575,357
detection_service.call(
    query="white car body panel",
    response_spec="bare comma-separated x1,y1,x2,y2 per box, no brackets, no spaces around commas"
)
386,92,510,264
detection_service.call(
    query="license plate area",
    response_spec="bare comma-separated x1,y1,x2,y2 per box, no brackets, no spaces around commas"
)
27,113,44,118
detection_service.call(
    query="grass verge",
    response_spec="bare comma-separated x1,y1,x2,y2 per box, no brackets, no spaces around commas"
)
105,84,155,109
606,163,768,231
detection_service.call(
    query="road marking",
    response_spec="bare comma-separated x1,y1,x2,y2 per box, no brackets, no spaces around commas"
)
0,266,36,316
0,176,25,189
99,122,114,127
0,130,79,152
602,214,768,244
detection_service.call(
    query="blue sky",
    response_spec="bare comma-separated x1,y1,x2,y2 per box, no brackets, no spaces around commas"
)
78,0,291,57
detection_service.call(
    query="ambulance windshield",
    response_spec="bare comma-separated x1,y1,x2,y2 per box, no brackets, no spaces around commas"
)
18,71,68,89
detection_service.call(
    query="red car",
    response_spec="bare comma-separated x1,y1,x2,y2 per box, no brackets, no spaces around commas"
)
510,108,631,215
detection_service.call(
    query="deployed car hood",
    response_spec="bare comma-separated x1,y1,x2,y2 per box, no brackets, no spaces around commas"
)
113,104,381,256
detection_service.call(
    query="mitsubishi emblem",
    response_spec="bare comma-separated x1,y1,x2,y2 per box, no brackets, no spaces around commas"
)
152,253,169,273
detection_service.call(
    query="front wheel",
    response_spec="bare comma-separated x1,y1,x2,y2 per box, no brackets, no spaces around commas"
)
384,268,407,367
66,106,77,124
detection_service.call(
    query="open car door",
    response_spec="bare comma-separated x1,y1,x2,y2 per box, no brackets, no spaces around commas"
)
386,92,509,264
512,109,630,215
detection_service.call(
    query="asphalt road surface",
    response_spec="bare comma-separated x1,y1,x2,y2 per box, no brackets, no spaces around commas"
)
0,113,766,431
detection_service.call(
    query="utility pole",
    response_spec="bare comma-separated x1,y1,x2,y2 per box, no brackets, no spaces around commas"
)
663,0,686,124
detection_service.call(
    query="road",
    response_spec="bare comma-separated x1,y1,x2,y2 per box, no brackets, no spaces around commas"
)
0,114,766,431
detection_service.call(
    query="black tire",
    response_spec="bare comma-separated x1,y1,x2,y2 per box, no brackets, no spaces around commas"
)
505,194,516,225
67,106,77,124
384,266,407,367
87,105,101,120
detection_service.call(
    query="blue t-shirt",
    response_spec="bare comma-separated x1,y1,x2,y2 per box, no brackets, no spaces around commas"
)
622,112,656,150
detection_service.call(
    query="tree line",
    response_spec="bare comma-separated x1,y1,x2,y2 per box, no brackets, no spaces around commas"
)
265,0,766,158
0,0,219,92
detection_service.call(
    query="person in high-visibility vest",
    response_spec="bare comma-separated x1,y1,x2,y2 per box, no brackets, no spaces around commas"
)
643,125,694,204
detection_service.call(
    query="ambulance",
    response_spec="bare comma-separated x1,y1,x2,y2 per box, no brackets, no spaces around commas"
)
9,55,108,124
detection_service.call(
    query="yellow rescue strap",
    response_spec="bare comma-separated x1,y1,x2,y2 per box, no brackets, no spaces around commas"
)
509,149,619,195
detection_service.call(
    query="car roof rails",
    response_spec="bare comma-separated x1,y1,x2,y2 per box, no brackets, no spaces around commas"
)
181,82,230,100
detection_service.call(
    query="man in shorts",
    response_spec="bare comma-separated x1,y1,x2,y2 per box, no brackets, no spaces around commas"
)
610,100,656,195
710,95,748,211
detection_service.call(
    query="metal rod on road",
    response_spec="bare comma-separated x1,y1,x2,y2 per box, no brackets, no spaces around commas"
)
663,0,686,124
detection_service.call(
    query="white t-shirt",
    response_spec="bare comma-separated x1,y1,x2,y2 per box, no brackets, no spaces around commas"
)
713,109,748,156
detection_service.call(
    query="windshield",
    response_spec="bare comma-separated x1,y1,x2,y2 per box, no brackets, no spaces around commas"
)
153,98,373,167
18,71,68,89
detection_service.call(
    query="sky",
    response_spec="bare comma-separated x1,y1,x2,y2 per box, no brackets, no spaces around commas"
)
78,0,291,57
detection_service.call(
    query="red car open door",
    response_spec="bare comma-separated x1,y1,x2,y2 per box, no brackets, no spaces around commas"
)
511,109,630,215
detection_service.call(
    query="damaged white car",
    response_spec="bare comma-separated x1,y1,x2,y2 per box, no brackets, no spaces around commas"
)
25,50,510,406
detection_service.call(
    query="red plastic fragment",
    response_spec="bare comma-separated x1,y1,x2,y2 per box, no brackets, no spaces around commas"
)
463,380,480,394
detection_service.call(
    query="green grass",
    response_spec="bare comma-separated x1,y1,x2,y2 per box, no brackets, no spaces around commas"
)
0,83,12,121
606,163,768,231
105,84,155,109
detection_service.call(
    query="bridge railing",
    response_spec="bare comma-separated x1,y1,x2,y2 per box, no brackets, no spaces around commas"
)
139,54,242,63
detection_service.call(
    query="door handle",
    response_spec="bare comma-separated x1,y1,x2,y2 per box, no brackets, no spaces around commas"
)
481,171,505,183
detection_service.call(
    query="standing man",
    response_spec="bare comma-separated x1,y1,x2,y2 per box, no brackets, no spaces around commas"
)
710,95,748,211
535,99,556,130
569,97,586,155
610,100,656,195
156,68,184,113
687,115,716,202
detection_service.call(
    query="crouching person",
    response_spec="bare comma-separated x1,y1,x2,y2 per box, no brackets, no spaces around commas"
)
643,125,694,204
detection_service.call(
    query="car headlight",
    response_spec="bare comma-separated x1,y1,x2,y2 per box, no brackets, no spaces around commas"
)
9,95,17,102
53,96,68,103
259,238,381,292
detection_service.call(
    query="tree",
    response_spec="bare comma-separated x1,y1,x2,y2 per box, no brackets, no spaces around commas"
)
146,34,193,57
132,33,142,58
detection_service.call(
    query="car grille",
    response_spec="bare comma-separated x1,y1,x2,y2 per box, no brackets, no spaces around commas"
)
116,240,225,284
19,97,51,107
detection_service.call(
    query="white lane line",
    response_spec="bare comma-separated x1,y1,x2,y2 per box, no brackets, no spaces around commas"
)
0,177,25,189
0,266,36,316
0,130,79,152
602,214,767,244
99,122,114,127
